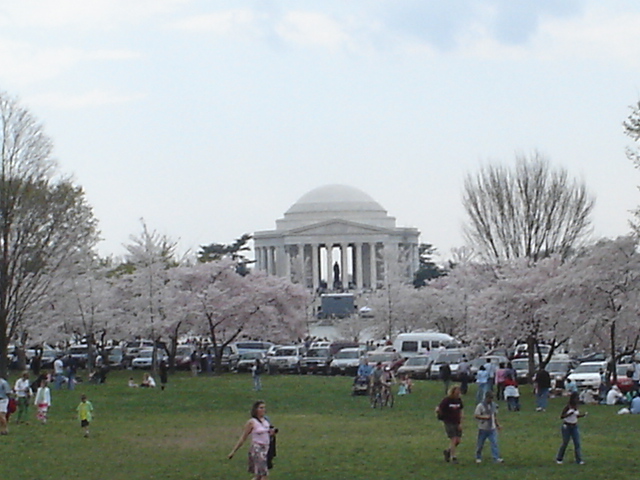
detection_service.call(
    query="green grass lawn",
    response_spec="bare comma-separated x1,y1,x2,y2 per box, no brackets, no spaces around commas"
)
2,370,639,480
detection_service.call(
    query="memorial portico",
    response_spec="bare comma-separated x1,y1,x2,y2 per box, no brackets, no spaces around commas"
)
254,185,420,292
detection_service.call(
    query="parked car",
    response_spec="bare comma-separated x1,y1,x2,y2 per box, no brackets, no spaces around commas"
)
567,361,607,389
615,364,635,393
174,344,196,370
546,358,575,389
131,348,166,369
577,351,607,363
106,347,125,369
126,339,155,356
468,355,509,381
38,347,61,369
330,347,365,376
215,344,238,372
512,343,552,359
365,351,401,371
300,347,333,374
430,350,473,380
234,341,274,355
67,344,90,368
234,351,266,373
267,345,304,374
510,358,537,384
393,332,459,358
397,354,432,380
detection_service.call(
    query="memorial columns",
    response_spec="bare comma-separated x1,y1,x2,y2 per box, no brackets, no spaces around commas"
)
369,243,377,289
326,244,333,285
341,243,349,288
297,243,305,285
355,242,364,290
311,243,319,292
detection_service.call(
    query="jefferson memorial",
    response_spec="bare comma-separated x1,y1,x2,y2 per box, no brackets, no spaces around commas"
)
253,185,420,293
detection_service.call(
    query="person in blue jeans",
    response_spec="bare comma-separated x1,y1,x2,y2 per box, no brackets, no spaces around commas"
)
556,392,587,465
475,365,490,404
534,367,551,411
474,391,504,463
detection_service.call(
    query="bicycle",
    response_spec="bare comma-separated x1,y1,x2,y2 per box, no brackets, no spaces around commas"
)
370,383,394,408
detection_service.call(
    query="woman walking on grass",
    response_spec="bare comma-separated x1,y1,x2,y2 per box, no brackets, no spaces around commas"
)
556,392,587,465
229,400,275,480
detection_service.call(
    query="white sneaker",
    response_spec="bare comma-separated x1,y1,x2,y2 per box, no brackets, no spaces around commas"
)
495,458,504,463
556,460,563,464
475,459,482,464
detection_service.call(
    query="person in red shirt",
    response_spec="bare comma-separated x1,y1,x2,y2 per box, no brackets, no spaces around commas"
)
436,385,464,463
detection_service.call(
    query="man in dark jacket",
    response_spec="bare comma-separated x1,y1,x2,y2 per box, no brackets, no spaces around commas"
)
534,367,552,411
440,362,452,395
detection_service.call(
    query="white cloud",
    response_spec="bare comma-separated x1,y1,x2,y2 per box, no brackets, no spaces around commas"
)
0,0,189,29
0,40,139,85
422,4,640,67
276,11,351,50
535,7,640,67
26,90,145,109
171,9,259,36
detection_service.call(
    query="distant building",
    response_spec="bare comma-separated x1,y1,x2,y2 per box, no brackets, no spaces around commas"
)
253,184,419,292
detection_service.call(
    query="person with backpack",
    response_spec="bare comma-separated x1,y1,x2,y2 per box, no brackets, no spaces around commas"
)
435,386,464,464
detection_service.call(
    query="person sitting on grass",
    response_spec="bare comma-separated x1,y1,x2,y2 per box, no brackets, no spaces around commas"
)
630,391,640,414
606,385,625,405
140,373,156,388
128,377,139,388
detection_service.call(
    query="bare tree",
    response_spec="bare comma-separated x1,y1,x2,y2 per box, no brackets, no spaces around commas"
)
0,91,98,376
463,152,594,263
623,100,640,234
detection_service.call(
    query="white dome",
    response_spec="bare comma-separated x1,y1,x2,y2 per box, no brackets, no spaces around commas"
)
285,184,386,215
276,184,395,231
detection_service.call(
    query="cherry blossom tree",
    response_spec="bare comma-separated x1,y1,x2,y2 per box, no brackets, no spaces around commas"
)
546,237,640,381
466,257,576,375
119,221,181,371
31,255,122,368
173,261,309,373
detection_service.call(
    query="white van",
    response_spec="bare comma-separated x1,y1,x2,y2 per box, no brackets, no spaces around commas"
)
393,332,459,358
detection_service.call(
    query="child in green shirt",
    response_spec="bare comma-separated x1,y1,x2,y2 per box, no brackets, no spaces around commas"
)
77,394,94,437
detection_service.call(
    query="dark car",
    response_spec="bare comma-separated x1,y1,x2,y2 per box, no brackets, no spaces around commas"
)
174,345,196,370
300,347,332,374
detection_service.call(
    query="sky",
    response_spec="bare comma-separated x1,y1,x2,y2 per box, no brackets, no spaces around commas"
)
1,0,640,263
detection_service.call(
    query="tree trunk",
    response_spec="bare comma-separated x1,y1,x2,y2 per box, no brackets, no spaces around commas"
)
527,335,536,381
609,321,617,385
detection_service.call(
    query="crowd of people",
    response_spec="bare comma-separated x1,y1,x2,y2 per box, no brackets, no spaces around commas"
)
0,369,94,437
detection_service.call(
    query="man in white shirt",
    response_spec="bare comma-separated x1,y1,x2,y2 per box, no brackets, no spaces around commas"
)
53,357,65,390
606,385,624,405
13,371,31,424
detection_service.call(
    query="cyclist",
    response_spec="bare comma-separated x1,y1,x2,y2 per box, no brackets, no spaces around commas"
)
371,363,394,406
370,362,385,400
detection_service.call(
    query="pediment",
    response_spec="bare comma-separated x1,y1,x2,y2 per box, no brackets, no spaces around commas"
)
285,219,391,236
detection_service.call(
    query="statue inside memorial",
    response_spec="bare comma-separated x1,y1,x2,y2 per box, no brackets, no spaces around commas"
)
333,261,341,289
